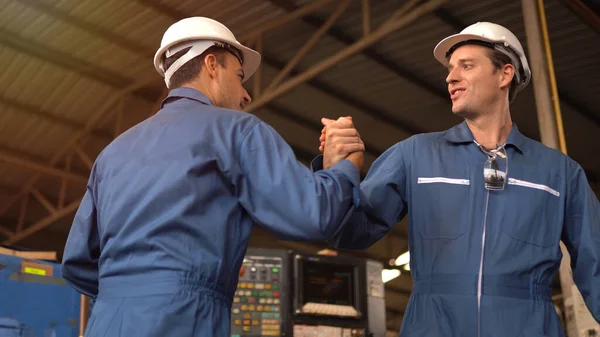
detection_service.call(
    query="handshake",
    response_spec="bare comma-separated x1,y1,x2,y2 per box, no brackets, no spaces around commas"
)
318,116,365,172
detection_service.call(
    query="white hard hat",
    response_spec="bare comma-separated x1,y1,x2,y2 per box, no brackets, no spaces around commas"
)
153,17,261,87
433,22,531,93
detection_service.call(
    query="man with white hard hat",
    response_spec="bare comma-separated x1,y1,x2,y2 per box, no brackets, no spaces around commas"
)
61,17,364,336
315,22,600,336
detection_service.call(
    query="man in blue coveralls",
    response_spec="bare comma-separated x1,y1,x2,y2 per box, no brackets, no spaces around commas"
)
61,17,365,336
316,22,600,336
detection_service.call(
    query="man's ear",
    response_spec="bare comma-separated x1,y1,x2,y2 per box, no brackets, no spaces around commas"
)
204,54,219,79
500,63,515,90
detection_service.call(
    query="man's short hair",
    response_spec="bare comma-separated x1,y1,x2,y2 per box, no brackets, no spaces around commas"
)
163,46,228,89
486,48,519,103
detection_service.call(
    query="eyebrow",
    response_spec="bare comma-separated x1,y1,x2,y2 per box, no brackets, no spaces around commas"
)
448,58,477,70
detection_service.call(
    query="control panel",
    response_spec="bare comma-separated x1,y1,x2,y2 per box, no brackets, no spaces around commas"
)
230,248,386,337
231,248,289,337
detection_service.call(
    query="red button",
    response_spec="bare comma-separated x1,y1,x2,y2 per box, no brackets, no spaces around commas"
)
273,291,280,298
239,267,246,277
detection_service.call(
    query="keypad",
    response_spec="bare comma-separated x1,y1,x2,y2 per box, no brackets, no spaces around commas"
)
231,258,283,336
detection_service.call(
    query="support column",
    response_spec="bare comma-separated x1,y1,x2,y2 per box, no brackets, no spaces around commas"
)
522,0,599,336
521,0,564,151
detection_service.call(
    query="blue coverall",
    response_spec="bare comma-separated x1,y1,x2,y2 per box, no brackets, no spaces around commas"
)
315,121,600,337
61,88,361,336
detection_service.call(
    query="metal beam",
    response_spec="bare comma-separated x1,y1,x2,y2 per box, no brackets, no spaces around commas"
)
268,0,449,101
245,0,449,112
136,0,423,137
562,0,600,38
144,0,426,137
0,149,89,184
261,54,424,136
0,94,113,141
264,0,352,93
0,225,14,239
136,0,338,46
15,0,150,56
0,74,159,230
362,0,371,37
138,0,419,154
0,27,157,103
2,199,81,245
0,184,73,240
271,1,600,129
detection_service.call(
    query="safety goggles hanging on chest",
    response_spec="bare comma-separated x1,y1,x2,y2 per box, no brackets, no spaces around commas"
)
474,141,509,191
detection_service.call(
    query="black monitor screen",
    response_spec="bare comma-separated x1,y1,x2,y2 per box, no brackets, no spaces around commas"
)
301,260,355,306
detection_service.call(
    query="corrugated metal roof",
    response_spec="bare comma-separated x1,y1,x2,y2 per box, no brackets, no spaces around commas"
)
0,0,599,331
544,0,600,111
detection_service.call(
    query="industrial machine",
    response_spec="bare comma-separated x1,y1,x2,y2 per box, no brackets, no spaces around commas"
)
230,247,387,337
231,248,289,337
0,251,84,337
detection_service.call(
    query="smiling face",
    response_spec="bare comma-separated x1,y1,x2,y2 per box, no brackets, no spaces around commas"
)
446,44,514,118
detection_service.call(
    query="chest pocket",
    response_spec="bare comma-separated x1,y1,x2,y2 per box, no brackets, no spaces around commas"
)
501,175,563,248
413,169,471,240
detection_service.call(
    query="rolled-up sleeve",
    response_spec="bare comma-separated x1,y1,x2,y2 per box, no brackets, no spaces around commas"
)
235,120,360,241
562,163,600,321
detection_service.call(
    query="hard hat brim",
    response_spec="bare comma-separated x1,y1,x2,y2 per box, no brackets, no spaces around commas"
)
433,33,499,67
235,42,261,83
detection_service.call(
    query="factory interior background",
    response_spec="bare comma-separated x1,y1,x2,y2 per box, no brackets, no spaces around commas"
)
0,0,599,336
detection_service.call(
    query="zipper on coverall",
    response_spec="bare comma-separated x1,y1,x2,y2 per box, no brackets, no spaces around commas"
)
478,190,490,337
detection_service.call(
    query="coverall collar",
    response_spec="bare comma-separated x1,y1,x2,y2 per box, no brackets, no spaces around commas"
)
160,87,214,108
444,121,526,154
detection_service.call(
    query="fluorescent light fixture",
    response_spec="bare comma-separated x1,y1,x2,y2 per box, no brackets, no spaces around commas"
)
381,269,401,283
394,251,410,266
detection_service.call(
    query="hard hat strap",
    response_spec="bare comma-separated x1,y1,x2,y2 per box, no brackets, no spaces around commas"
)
162,40,244,88
163,40,215,87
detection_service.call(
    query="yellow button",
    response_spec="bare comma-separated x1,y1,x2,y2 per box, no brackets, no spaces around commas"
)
243,313,251,319
247,283,254,289
265,284,272,289
241,305,248,311
234,297,240,303
234,319,241,325
243,320,250,325
243,326,251,332
252,320,260,326
248,305,255,311
257,305,263,311
239,283,247,289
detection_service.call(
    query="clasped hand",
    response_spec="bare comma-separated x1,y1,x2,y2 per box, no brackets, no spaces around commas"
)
318,116,364,171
